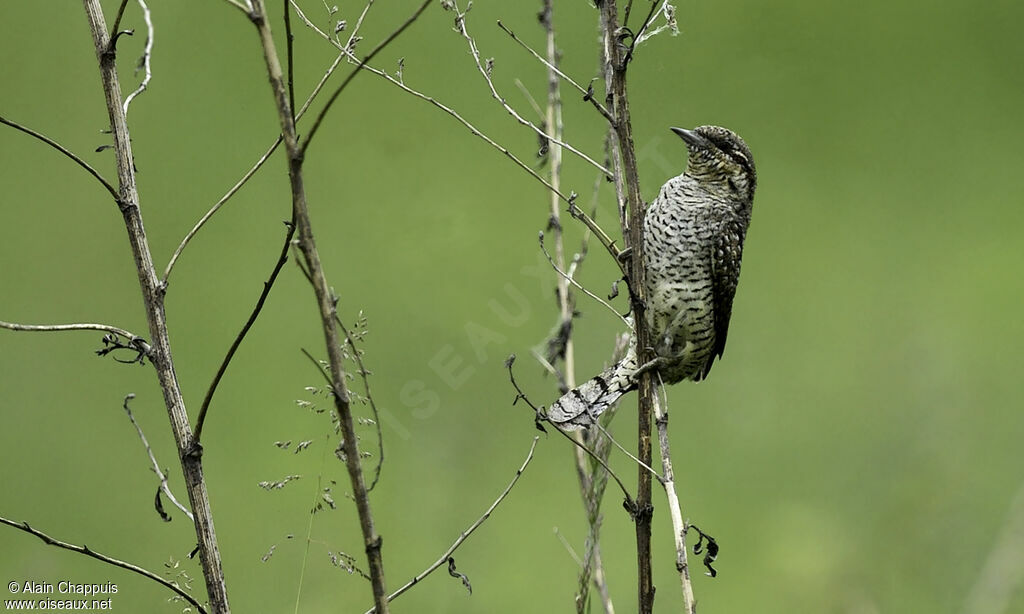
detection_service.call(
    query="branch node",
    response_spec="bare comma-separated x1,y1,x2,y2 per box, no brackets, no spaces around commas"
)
106,28,134,56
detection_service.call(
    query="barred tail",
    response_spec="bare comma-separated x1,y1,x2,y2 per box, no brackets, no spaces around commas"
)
547,345,638,431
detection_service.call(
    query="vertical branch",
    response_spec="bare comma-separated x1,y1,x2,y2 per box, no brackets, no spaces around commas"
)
79,2,231,612
653,387,696,612
245,1,404,611
597,2,656,612
538,3,614,612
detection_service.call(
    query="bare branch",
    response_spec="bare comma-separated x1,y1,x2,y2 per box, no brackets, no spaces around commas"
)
289,2,626,272
538,233,628,326
633,2,678,48
0,516,207,614
220,0,252,14
163,47,350,285
452,5,612,179
246,0,434,608
344,0,376,51
364,437,540,614
193,221,295,445
299,0,433,156
122,0,153,115
0,319,142,341
80,2,230,609
122,394,194,522
109,0,130,35
496,20,614,124
0,115,119,201
652,379,696,611
284,0,296,119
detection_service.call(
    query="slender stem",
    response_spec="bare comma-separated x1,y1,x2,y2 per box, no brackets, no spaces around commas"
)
121,0,153,115
109,0,130,34
652,383,696,612
193,220,295,444
298,0,433,156
363,437,540,614
0,516,207,614
247,0,431,609
598,2,656,612
453,5,612,180
284,0,295,120
288,2,626,273
0,320,141,340
123,394,194,521
80,2,230,611
496,20,613,124
162,47,348,286
0,115,119,200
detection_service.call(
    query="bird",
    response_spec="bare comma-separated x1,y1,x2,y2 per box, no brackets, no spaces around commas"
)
547,125,757,430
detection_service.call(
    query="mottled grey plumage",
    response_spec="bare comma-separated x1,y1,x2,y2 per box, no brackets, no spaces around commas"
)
548,125,756,431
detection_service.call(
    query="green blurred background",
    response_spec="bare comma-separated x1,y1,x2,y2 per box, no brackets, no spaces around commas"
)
2,1,1023,612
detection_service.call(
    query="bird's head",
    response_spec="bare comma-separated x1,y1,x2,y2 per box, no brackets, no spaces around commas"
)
672,125,756,204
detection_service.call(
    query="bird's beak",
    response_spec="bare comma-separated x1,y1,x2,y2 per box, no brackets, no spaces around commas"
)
670,127,709,151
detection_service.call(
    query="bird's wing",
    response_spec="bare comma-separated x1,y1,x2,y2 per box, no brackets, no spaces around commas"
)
706,219,747,378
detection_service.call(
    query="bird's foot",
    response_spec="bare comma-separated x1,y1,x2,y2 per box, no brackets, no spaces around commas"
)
631,356,668,384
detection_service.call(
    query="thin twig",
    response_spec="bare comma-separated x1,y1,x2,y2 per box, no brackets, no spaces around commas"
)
122,394,194,521
0,516,207,614
497,20,613,124
594,421,663,483
193,221,295,444
652,378,696,611
163,47,347,285
539,233,628,326
299,0,433,156
364,436,541,614
284,0,296,120
513,78,544,119
633,2,678,48
248,0,433,609
220,0,251,14
0,115,119,201
122,0,153,115
289,3,627,273
453,5,613,179
80,3,230,610
0,320,141,340
344,0,376,51
109,0,131,35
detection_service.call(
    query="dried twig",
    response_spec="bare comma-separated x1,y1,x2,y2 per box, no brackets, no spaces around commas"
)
193,221,295,445
0,516,207,613
123,394,194,522
245,0,433,609
452,3,612,180
80,2,230,610
122,0,153,115
363,437,540,614
496,20,613,124
0,115,119,201
163,19,357,285
652,379,696,611
298,0,433,156
288,2,626,273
